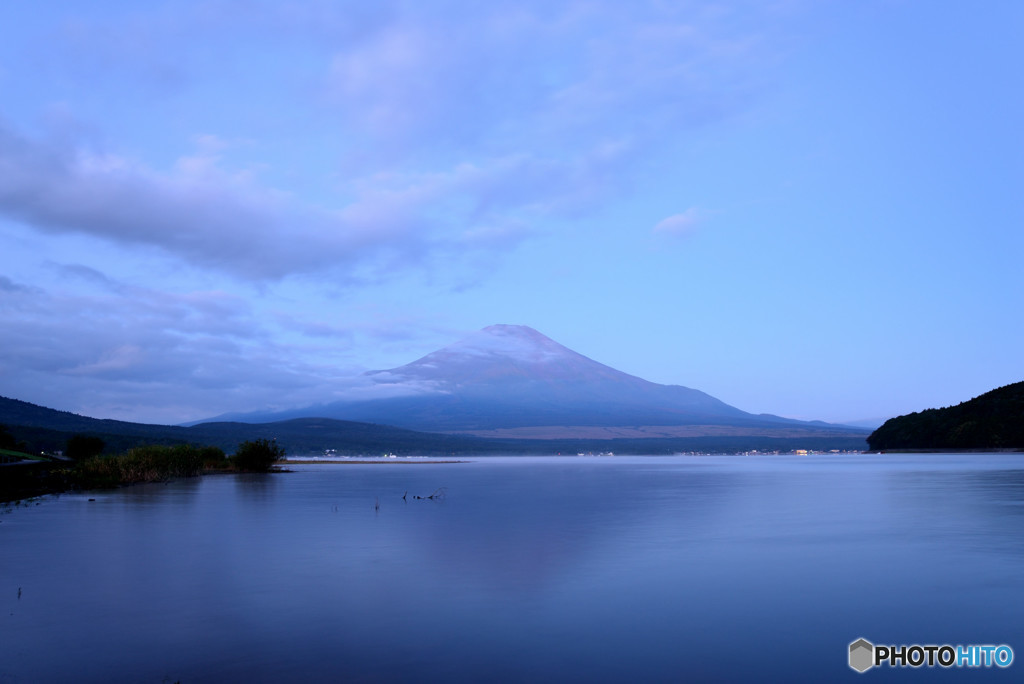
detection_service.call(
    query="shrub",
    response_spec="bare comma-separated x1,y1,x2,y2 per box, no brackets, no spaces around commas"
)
66,435,105,460
231,439,284,472
198,445,228,469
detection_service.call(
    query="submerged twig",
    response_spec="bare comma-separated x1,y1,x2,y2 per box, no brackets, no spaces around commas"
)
412,487,447,500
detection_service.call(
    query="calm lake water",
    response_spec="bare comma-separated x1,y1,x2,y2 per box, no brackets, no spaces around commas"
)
2,454,1022,683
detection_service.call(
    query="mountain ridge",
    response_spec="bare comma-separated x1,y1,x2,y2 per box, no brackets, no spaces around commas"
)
208,324,864,435
0,393,870,456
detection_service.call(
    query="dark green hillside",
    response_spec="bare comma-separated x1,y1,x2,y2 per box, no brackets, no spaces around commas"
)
867,381,1024,450
0,396,502,456
2,394,868,457
0,396,175,434
0,396,196,453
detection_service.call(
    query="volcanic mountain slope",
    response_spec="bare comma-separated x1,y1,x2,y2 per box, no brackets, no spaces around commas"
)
222,325,860,437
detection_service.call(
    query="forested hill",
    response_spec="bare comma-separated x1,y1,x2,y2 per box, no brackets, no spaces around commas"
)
867,381,1024,450
1,394,870,456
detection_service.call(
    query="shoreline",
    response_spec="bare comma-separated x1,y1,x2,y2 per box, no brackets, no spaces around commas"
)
284,459,469,465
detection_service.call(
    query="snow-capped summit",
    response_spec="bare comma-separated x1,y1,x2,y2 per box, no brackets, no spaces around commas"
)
346,324,748,429
373,324,627,387
207,325,824,433
403,325,576,372
435,324,568,360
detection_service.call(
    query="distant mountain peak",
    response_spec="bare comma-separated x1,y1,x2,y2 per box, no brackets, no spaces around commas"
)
205,323,858,433
481,323,536,334
371,324,642,391
425,324,576,365
477,323,551,341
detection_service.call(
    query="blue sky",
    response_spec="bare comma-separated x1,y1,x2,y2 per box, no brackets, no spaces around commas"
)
1,1,1021,426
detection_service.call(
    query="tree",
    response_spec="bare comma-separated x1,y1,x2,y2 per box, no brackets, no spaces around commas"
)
0,424,17,450
231,439,284,472
66,435,105,460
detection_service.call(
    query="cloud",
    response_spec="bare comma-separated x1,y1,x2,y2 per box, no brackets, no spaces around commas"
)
0,121,631,285
653,208,704,238
324,2,772,160
0,275,35,293
0,123,411,280
47,262,123,290
0,271,366,422
0,1,795,422
66,344,146,377
1,2,783,285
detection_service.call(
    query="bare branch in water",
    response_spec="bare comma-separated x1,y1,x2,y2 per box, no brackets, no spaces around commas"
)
412,487,447,500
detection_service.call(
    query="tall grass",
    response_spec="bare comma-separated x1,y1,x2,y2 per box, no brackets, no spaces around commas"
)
74,444,225,488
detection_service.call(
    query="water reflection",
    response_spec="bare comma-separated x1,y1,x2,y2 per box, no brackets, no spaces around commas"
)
1,454,1022,683
885,463,1024,556
388,464,740,594
233,471,280,504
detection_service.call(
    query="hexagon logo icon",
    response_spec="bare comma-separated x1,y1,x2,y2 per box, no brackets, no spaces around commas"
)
849,638,874,673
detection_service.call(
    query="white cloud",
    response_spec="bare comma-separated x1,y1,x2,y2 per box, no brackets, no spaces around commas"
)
0,124,395,280
323,2,772,162
1,2,782,285
0,121,635,285
653,208,704,237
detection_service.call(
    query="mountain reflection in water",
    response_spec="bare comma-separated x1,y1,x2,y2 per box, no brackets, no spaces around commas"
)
2,454,1022,683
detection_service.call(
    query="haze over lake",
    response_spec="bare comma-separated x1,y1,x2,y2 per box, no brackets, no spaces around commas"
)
3,454,1022,682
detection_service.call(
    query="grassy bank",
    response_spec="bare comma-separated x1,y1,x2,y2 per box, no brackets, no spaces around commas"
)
0,440,285,503
71,444,223,488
